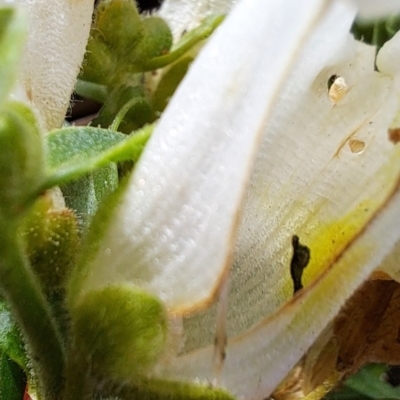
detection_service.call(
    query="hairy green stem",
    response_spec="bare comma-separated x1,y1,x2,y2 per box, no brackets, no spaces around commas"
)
372,20,387,49
75,79,108,103
62,344,91,400
109,96,144,131
0,222,65,400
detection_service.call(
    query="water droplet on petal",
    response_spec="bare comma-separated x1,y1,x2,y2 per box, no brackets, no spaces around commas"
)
348,139,365,154
328,75,348,104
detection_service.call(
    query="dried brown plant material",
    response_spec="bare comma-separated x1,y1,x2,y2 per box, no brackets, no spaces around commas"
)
334,279,400,376
272,278,400,400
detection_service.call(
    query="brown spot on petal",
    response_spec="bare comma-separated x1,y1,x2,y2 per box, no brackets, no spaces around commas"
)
388,127,400,144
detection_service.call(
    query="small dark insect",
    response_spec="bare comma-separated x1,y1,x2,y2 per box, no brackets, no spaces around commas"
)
327,74,339,90
290,235,310,294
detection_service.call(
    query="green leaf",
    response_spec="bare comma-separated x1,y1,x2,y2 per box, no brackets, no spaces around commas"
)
386,14,400,36
326,364,400,400
325,386,372,400
0,300,28,372
92,84,153,133
344,364,400,399
61,164,119,231
151,56,193,114
47,128,125,170
62,174,99,233
44,125,152,189
92,163,119,205
351,13,400,50
0,101,44,219
0,7,26,105
0,352,26,400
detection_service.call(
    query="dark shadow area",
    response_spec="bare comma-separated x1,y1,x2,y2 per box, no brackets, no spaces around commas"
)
136,0,162,12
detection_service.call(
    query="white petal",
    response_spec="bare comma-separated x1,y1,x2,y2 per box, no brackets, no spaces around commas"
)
154,1,400,394
377,29,400,84
156,185,400,400
158,0,237,41
9,0,94,131
72,0,340,313
354,0,400,19
183,7,399,352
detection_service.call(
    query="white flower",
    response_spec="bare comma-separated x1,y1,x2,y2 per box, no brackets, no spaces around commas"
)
4,0,94,132
356,0,400,19
158,0,400,38
69,0,400,398
157,0,237,41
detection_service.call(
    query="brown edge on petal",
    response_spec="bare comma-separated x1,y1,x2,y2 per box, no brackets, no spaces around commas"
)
168,93,291,316
169,200,243,316
166,64,274,317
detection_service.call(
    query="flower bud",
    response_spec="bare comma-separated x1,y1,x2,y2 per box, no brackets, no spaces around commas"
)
95,0,144,55
71,285,167,382
135,17,173,64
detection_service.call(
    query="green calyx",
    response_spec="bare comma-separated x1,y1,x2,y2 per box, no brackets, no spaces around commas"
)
95,0,143,56
78,1,224,134
134,17,173,65
71,285,168,382
81,0,173,86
